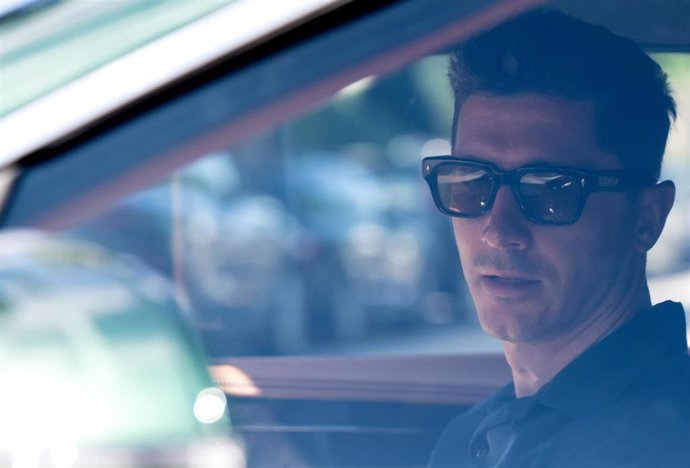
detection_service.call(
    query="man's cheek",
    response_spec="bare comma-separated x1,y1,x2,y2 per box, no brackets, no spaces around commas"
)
453,225,478,266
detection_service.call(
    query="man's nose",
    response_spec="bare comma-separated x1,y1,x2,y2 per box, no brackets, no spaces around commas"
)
481,186,531,250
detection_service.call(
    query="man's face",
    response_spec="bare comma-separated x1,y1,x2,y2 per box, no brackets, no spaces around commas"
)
453,93,642,343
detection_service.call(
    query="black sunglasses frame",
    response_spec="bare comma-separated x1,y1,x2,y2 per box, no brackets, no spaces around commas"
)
422,156,656,226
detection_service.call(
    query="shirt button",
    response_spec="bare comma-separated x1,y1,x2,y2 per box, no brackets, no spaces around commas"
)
472,439,489,461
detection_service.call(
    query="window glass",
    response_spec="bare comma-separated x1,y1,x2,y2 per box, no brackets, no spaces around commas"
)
69,52,690,357
0,0,233,116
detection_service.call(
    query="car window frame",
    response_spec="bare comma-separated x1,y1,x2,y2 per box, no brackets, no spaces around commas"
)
0,0,544,229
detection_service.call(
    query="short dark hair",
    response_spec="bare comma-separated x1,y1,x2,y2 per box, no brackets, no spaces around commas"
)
449,9,676,179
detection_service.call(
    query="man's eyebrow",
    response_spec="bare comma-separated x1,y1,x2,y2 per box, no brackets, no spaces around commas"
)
451,154,490,162
453,154,566,169
522,159,563,168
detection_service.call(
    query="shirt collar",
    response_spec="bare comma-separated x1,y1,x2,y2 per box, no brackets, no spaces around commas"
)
534,301,687,419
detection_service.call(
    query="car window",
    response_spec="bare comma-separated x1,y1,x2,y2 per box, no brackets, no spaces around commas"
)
3,0,529,357
66,50,690,358
2,1,689,361
63,54,475,357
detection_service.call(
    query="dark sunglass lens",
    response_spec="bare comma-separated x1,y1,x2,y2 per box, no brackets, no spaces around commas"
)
518,172,582,224
435,164,493,216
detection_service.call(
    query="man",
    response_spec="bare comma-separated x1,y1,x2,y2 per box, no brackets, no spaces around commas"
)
423,9,690,468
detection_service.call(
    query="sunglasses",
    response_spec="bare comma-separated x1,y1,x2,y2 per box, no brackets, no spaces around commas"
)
422,157,655,226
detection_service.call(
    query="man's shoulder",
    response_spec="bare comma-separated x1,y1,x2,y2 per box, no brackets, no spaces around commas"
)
619,351,690,422
530,354,690,468
612,304,690,421
628,349,690,399
573,352,690,452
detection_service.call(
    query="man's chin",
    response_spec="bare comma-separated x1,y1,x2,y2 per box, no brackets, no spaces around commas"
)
476,305,550,343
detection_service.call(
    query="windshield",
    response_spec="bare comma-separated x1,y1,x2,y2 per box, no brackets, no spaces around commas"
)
0,0,233,117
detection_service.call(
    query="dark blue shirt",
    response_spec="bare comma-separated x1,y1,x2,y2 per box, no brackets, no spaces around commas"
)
429,301,690,468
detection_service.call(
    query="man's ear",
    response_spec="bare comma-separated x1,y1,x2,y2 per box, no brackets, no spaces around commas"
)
634,180,675,254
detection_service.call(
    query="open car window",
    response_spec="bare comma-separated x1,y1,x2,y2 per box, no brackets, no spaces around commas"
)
13,33,689,358
65,53,495,357
68,52,690,358
1,0,688,359
3,0,546,356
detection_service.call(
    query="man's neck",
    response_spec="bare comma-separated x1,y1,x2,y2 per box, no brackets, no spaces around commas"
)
504,285,652,398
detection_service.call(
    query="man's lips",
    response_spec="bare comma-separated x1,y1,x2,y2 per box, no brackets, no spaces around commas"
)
479,270,539,283
484,276,538,284
478,270,541,297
